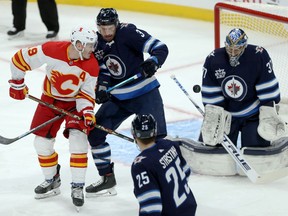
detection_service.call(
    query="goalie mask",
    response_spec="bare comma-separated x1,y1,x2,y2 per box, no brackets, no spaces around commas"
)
131,114,157,139
225,28,248,67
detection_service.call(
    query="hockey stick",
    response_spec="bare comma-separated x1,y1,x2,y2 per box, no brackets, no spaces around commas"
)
27,95,134,143
0,113,65,145
170,74,288,183
106,73,142,93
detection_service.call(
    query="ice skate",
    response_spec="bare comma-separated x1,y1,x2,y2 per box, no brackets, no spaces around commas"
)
71,186,84,212
46,31,58,40
34,164,61,199
7,27,24,40
85,173,117,198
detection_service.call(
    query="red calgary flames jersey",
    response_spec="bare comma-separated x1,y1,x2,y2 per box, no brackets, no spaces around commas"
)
10,41,99,111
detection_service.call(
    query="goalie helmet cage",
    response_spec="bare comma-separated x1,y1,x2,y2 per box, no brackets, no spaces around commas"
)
214,2,288,103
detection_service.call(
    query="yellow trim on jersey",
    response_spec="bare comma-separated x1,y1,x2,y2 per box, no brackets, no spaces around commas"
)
12,51,31,72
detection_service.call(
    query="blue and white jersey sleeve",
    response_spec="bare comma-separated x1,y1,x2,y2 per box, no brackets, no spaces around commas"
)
132,163,162,216
123,23,168,67
201,50,226,107
254,47,280,105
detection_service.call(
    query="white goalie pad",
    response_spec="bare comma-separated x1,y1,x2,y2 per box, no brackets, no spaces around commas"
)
201,104,231,146
238,137,288,176
178,138,237,176
178,137,288,177
258,104,288,142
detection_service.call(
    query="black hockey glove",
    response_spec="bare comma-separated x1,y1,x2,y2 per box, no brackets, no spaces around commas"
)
96,85,110,104
140,57,159,78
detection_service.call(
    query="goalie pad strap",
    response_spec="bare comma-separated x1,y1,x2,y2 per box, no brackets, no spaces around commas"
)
201,104,231,146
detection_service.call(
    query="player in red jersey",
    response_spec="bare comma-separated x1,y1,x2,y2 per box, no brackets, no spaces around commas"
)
9,26,99,210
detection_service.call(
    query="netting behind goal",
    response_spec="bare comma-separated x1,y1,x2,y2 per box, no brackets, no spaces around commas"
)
214,2,288,103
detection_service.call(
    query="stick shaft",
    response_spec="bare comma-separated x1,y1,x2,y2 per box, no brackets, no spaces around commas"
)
0,114,65,145
107,73,142,93
27,95,134,143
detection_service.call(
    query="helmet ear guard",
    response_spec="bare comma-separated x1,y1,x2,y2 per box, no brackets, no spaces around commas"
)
96,8,119,26
131,114,157,139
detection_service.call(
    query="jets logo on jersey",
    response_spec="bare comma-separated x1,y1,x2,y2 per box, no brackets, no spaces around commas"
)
215,68,226,79
222,75,247,101
103,54,126,79
133,156,146,165
94,49,105,60
208,50,215,58
255,46,264,54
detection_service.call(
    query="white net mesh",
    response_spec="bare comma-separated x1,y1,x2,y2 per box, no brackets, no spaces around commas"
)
216,2,288,103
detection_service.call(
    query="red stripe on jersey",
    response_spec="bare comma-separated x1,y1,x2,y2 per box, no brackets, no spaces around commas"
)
42,41,99,77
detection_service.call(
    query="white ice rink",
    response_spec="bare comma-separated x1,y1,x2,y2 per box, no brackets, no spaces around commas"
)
0,1,287,216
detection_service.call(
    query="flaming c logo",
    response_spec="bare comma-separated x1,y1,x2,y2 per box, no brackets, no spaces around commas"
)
50,70,80,95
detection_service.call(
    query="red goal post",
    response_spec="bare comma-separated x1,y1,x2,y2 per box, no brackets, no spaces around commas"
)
214,2,288,103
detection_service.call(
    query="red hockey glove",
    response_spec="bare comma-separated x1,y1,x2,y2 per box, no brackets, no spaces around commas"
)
8,79,29,100
82,107,96,128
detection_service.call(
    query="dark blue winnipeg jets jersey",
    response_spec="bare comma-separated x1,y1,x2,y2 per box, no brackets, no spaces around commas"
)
93,23,168,100
131,139,197,216
202,45,280,118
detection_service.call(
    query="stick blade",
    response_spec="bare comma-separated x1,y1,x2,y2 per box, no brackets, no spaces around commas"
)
254,167,288,184
0,135,17,145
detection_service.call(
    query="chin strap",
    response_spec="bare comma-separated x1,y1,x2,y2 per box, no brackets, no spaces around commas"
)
74,43,86,60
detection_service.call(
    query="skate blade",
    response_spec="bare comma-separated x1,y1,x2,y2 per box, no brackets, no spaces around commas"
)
34,188,60,199
75,206,81,212
85,187,117,198
8,32,24,40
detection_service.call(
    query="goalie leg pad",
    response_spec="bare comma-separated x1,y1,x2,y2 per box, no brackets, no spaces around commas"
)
179,138,237,176
201,104,231,146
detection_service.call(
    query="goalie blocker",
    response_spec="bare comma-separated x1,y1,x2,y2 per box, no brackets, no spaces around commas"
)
201,104,231,146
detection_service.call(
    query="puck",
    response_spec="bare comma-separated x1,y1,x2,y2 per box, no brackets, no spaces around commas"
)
193,85,201,93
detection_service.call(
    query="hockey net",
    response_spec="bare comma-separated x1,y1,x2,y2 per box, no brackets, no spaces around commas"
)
214,2,288,103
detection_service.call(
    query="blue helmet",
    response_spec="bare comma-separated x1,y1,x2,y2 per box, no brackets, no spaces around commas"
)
225,28,248,67
225,28,248,47
96,8,119,26
131,114,157,139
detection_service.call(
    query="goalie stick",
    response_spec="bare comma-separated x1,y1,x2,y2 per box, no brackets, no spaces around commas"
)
27,95,134,143
171,74,288,184
0,113,65,145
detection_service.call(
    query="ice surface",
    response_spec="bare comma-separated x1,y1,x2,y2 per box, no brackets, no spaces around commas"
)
0,2,287,216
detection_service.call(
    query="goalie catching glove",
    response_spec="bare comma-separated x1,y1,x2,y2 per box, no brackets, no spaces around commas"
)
201,104,231,146
257,104,288,142
9,79,29,100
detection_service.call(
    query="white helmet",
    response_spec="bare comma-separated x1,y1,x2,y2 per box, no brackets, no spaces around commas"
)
70,26,97,60
70,26,97,47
